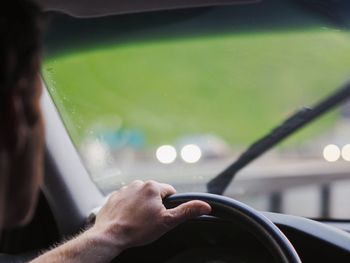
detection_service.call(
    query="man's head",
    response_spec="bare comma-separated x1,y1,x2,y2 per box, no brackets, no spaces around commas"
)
0,0,44,229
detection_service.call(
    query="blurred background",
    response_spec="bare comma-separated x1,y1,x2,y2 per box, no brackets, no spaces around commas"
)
43,0,350,219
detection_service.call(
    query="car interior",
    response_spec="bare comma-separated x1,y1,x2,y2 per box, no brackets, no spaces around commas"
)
1,0,350,262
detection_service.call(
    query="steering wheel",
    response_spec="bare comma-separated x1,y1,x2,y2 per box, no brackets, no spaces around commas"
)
164,193,301,263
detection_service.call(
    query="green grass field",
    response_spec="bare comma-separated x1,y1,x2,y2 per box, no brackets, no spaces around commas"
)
43,28,350,148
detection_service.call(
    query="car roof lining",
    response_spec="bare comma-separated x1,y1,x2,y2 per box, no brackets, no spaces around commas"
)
35,0,259,17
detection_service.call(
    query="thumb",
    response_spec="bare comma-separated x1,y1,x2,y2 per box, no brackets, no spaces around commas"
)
165,200,211,228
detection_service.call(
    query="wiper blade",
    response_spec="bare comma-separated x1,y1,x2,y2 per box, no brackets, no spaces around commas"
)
207,82,350,195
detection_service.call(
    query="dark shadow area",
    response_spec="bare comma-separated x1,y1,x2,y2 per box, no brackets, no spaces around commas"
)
0,193,59,255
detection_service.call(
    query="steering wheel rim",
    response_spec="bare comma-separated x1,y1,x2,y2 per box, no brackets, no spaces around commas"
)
164,193,301,263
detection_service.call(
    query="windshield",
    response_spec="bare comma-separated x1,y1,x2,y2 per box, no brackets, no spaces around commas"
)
43,0,350,220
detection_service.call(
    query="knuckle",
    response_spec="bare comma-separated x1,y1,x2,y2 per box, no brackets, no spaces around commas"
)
166,184,176,193
143,180,158,195
109,190,118,196
131,180,143,186
108,191,119,202
145,180,157,186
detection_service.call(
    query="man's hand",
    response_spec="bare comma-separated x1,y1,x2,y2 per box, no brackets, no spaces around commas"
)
92,180,211,250
30,181,211,263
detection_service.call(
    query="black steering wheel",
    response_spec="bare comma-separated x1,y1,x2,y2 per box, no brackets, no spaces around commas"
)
164,193,301,263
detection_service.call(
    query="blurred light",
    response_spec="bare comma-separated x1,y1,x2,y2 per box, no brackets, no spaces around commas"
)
81,139,109,171
323,144,340,162
181,144,202,163
341,144,350,161
156,145,177,164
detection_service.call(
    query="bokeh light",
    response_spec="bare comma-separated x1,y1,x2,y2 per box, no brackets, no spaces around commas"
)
341,144,350,161
156,145,177,164
323,144,340,162
181,144,202,163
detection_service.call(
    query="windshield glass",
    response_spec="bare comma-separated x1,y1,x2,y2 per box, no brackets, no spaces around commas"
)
43,0,350,219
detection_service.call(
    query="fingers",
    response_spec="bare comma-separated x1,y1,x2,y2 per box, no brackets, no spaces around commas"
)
159,183,176,198
126,180,176,198
164,200,211,228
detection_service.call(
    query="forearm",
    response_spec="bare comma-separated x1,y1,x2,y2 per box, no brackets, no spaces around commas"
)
30,227,123,263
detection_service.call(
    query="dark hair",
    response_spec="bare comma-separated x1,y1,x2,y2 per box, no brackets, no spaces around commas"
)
0,0,44,151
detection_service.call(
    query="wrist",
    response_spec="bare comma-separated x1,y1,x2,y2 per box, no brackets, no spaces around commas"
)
82,225,126,260
88,222,129,251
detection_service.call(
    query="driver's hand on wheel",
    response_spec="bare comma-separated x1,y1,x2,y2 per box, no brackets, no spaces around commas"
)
93,180,212,249
30,180,211,263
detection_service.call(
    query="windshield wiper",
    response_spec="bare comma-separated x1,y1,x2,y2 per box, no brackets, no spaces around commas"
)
207,82,350,195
